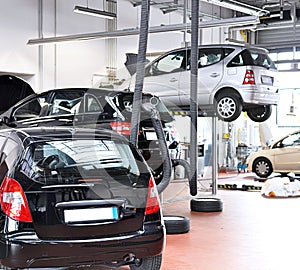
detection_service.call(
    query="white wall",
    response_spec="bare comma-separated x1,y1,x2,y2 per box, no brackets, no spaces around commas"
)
0,0,38,88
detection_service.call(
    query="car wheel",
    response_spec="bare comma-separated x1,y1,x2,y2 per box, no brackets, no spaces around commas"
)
163,215,190,234
253,157,273,178
215,93,242,122
130,254,162,270
247,105,272,122
190,197,223,212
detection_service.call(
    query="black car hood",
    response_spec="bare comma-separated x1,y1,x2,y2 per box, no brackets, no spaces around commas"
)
0,75,35,114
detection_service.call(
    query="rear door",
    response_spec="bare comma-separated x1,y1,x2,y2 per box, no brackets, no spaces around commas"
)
21,136,150,240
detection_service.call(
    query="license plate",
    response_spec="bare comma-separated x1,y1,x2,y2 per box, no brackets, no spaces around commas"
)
64,207,118,223
145,132,157,140
261,75,273,85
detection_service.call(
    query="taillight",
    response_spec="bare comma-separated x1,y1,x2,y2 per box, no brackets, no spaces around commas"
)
0,177,32,222
145,176,160,215
243,69,255,85
110,122,131,136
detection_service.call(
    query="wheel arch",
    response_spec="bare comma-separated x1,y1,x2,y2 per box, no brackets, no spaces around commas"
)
252,156,274,172
212,87,243,105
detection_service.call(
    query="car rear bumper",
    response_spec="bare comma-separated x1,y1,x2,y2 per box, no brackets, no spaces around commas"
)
0,223,165,269
242,89,280,105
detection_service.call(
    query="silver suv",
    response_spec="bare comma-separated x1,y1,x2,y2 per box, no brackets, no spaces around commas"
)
123,44,280,122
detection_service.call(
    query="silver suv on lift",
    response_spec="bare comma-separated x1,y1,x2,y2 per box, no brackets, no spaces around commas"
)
122,44,280,122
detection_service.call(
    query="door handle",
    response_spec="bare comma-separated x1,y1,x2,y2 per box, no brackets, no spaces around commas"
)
210,73,220,78
169,78,178,82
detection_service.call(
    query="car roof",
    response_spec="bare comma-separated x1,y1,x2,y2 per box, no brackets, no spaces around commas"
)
0,126,128,148
159,43,268,55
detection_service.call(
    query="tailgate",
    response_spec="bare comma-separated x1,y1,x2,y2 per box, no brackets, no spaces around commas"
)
27,180,148,240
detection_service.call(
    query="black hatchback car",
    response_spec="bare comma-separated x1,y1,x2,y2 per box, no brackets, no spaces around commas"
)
0,127,165,269
0,88,177,183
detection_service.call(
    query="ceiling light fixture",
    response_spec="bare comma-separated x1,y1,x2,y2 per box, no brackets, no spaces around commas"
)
202,0,269,17
73,5,116,19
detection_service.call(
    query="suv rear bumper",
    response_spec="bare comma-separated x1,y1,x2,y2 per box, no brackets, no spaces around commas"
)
242,89,280,105
0,223,165,269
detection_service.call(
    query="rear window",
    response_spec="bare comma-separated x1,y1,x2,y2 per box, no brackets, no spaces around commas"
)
20,138,150,187
227,49,276,69
108,93,174,123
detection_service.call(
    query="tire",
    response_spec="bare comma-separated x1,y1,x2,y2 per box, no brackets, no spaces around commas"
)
163,215,190,234
253,157,273,178
130,254,162,270
215,93,242,122
247,105,272,122
190,197,223,212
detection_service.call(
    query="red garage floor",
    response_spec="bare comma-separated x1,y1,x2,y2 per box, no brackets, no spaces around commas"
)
80,172,300,270
161,173,300,270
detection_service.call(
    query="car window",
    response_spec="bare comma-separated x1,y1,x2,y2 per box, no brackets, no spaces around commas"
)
227,50,253,67
248,49,276,69
20,138,148,186
198,48,223,68
281,133,300,147
12,94,47,121
48,91,84,116
227,49,276,69
85,94,103,113
110,93,174,123
148,51,187,76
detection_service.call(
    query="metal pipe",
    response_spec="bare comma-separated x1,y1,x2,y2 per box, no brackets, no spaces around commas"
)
189,0,199,196
38,0,43,90
27,16,259,45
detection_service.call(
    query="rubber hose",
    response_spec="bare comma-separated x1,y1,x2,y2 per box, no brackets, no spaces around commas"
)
142,103,172,194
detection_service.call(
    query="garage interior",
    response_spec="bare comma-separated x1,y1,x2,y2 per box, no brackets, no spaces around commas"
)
1,0,300,269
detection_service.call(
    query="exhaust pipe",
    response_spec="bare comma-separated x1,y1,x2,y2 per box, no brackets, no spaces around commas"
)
123,253,136,263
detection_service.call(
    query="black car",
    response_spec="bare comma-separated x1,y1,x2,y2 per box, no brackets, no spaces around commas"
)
0,126,165,269
0,88,178,183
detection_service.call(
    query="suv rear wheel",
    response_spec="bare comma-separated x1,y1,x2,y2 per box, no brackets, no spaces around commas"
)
215,93,242,122
247,105,272,122
130,254,162,270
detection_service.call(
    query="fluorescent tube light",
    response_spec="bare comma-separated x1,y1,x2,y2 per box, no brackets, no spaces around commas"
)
73,5,116,19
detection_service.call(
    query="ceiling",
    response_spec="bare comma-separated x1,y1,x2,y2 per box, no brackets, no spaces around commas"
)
127,0,300,50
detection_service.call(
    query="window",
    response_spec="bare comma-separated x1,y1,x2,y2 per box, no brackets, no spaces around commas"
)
13,94,47,120
150,51,186,75
198,48,223,68
21,138,145,185
49,91,84,115
85,94,103,113
228,49,276,69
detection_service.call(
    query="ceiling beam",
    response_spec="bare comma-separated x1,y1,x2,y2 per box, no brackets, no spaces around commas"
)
27,15,259,45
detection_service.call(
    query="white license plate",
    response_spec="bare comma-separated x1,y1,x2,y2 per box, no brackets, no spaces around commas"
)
261,76,273,85
64,207,118,223
145,132,157,140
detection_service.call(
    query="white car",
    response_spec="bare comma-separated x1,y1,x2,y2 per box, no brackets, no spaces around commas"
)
123,44,280,122
246,130,300,178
